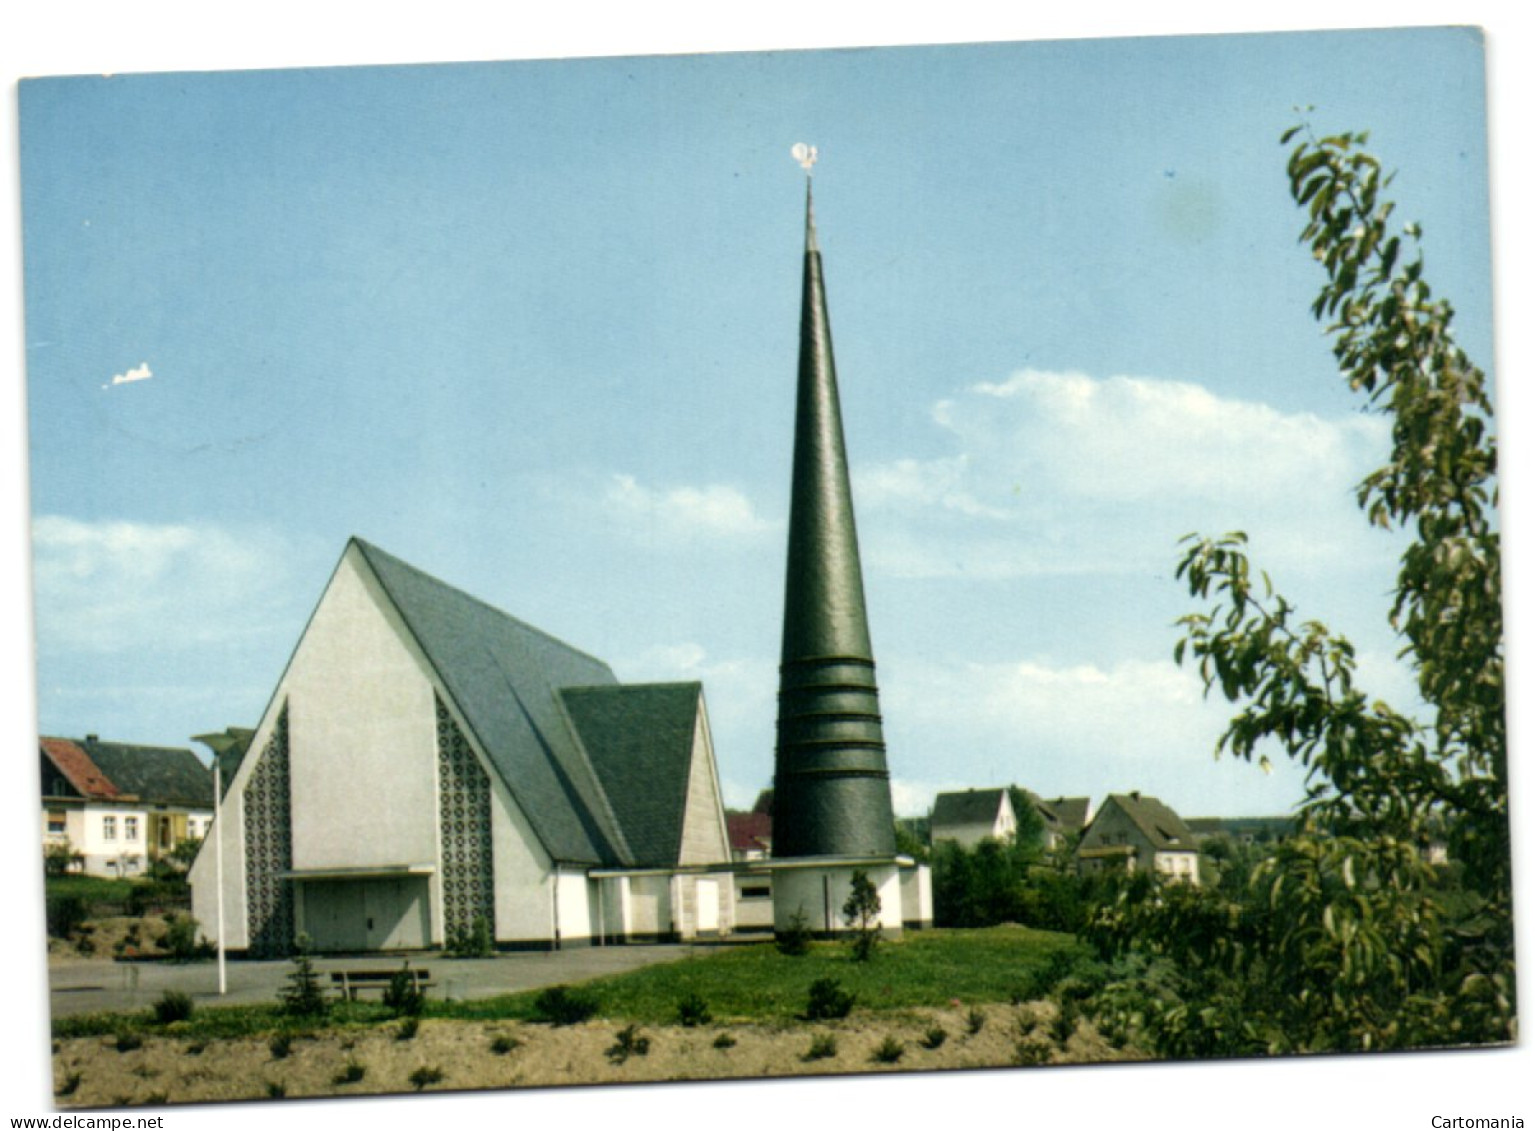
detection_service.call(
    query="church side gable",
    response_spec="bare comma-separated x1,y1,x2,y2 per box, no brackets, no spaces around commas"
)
676,692,731,866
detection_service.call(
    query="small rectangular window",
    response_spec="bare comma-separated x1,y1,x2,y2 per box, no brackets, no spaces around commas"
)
103,815,117,840
125,816,140,841
47,811,66,834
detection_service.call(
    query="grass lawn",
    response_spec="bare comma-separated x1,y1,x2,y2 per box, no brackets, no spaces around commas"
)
55,926,1087,1040
535,925,1089,1026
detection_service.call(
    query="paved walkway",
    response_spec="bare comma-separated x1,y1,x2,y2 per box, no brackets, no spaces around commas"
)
48,943,718,1018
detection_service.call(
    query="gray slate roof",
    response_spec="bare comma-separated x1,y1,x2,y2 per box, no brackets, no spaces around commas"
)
67,738,212,809
561,683,702,868
931,788,1009,827
1102,793,1199,850
354,539,713,870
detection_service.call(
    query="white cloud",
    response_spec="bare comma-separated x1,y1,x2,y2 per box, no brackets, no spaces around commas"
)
858,367,1397,582
603,474,777,542
30,516,301,654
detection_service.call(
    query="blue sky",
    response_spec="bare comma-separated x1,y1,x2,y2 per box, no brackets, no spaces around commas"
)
15,27,1497,823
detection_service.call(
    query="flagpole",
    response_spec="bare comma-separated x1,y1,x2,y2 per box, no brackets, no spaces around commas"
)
214,759,226,996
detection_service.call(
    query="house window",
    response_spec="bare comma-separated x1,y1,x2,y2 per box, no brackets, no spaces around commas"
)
740,885,772,900
125,816,140,841
102,815,117,841
47,811,66,835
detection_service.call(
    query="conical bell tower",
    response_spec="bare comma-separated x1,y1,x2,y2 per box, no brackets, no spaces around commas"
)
771,174,898,861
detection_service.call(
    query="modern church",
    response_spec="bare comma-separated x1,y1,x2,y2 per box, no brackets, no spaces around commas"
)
189,164,932,954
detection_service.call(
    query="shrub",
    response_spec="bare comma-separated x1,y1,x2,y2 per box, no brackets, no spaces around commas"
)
803,1033,837,1061
775,909,813,957
396,1017,420,1041
1014,1030,1054,1065
490,1034,522,1055
408,1065,445,1091
919,1026,947,1050
114,1031,143,1053
675,992,711,1028
278,937,328,1019
383,962,425,1017
842,870,882,962
151,990,194,1025
533,984,599,1026
606,1024,651,1064
712,1033,737,1050
871,1035,904,1064
158,913,212,963
448,915,494,957
265,1081,286,1099
269,1034,293,1060
804,977,855,1021
46,894,88,940
332,1060,366,1085
966,1006,986,1035
55,1072,82,1098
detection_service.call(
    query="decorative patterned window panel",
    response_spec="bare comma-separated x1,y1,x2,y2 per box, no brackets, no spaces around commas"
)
436,697,496,945
243,707,295,957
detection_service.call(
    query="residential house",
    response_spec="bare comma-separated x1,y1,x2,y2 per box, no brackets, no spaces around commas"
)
1075,792,1202,885
41,736,214,877
930,788,1017,849
189,538,736,955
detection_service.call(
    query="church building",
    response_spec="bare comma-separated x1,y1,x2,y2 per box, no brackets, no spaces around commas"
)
189,538,735,955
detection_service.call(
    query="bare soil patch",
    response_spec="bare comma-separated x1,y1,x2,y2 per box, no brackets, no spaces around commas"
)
52,1003,1140,1107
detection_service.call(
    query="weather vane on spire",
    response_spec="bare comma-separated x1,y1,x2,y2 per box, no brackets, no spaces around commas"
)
791,142,818,173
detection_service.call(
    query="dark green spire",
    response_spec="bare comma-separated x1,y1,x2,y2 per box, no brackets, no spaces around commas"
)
772,178,897,859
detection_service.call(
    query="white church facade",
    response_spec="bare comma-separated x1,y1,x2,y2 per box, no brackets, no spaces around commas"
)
189,537,736,955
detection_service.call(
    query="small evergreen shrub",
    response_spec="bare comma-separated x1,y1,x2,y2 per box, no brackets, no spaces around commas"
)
533,984,599,1026
383,962,425,1017
114,1031,143,1053
332,1060,366,1085
919,1025,947,1050
269,1034,294,1060
712,1033,737,1050
966,1006,986,1035
151,990,194,1025
396,1017,421,1041
490,1034,522,1055
842,870,882,962
265,1081,286,1099
804,977,855,1021
675,992,711,1027
606,1024,651,1064
409,1065,445,1091
278,937,329,1019
803,1033,838,1061
775,909,814,957
871,1035,905,1064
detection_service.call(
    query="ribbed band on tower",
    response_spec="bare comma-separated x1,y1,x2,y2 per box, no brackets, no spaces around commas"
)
772,181,897,859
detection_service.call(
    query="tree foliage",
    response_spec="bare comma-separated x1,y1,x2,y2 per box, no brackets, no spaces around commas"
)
1100,124,1511,1054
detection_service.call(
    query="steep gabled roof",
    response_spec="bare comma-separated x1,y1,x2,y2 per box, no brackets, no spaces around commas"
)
42,737,211,808
727,810,773,854
41,738,119,800
931,788,1010,827
353,538,629,866
1104,793,1199,851
561,683,703,868
1042,796,1092,833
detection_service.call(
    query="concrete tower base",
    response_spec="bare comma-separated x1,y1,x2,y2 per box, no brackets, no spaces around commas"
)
766,855,932,936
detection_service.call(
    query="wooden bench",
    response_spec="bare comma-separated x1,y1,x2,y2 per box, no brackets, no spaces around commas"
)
330,967,433,1001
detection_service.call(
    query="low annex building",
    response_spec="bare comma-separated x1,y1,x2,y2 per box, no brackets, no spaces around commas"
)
41,736,213,878
189,538,736,956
